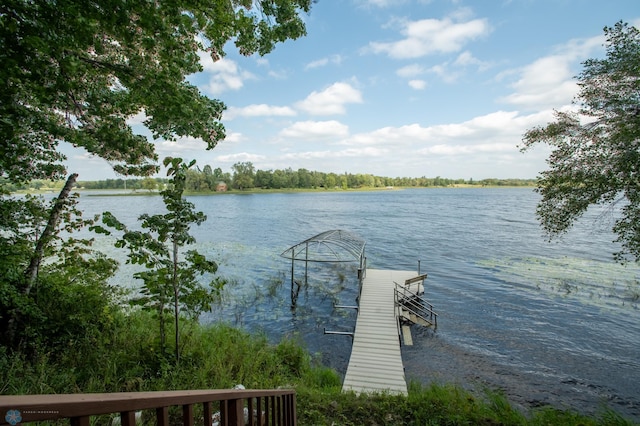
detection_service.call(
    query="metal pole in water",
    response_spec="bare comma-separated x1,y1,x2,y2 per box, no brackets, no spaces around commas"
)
323,328,354,338
290,247,295,293
305,242,309,285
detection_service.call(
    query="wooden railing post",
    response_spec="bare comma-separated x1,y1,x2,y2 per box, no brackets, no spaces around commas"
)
257,396,264,426
247,397,254,425
264,396,270,426
183,404,194,426
71,416,90,426
157,406,169,426
203,402,213,426
121,410,136,426
270,396,276,425
226,398,244,426
277,395,283,425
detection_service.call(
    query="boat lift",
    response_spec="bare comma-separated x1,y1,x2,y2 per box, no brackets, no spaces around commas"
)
280,229,366,309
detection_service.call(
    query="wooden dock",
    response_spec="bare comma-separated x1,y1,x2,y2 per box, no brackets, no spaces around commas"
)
342,268,418,395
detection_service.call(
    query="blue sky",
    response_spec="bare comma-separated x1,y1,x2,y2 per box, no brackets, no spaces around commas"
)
66,0,640,181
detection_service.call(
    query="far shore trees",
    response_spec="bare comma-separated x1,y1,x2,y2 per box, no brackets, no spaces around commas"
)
232,161,256,190
521,22,640,263
62,172,537,193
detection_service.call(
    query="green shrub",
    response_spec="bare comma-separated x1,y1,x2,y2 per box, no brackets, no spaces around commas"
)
1,310,635,426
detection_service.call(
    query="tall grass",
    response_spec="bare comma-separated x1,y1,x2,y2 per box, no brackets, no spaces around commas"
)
296,381,635,425
0,309,636,426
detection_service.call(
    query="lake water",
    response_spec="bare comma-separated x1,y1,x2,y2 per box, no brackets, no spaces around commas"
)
77,188,640,420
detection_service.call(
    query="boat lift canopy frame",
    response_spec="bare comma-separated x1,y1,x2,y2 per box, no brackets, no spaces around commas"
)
281,229,366,265
280,230,367,303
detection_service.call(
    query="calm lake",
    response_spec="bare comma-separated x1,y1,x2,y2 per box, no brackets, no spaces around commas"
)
77,187,640,420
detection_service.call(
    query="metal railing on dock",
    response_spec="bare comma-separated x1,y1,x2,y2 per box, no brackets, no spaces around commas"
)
394,281,438,328
0,389,296,426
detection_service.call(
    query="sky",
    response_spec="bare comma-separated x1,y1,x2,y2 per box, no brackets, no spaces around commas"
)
64,0,640,181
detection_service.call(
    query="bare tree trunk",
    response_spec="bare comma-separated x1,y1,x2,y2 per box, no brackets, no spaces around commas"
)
159,298,166,355
23,173,78,294
7,173,78,346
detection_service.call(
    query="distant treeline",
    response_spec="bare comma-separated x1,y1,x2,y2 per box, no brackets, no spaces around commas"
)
4,162,537,193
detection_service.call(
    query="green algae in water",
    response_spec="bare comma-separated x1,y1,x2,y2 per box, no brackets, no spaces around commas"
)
479,256,640,310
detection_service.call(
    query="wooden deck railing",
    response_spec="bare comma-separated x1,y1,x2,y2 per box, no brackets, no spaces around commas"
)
0,389,296,426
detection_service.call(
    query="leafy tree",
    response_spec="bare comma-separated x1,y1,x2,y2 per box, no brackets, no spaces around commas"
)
185,168,208,191
96,158,224,363
202,164,217,191
1,0,312,182
325,173,337,188
141,177,158,192
255,169,273,189
212,167,231,186
232,161,256,190
285,167,299,188
271,169,288,189
311,170,325,188
0,176,119,356
339,175,348,190
521,22,640,262
1,0,311,363
297,168,311,188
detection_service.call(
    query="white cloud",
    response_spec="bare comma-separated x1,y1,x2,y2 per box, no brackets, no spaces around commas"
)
198,54,255,94
199,51,228,73
267,69,289,79
284,108,550,178
282,146,388,161
155,136,206,154
498,56,574,110
356,0,409,8
418,142,515,155
279,120,349,139
126,110,148,125
368,15,491,59
224,104,297,120
396,52,488,86
514,55,573,89
340,110,550,151
408,79,427,90
556,34,605,60
221,131,244,144
454,51,490,71
305,54,343,70
499,34,605,111
343,123,431,146
396,64,425,78
396,51,487,86
267,110,552,177
217,152,266,164
428,63,460,83
306,58,329,69
154,130,245,160
296,82,363,115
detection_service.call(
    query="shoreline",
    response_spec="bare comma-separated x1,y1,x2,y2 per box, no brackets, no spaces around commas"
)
60,184,537,197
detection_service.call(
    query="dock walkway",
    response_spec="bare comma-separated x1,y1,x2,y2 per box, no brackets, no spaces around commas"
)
342,268,417,395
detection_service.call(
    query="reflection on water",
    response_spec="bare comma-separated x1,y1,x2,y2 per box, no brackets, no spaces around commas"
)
77,188,640,420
